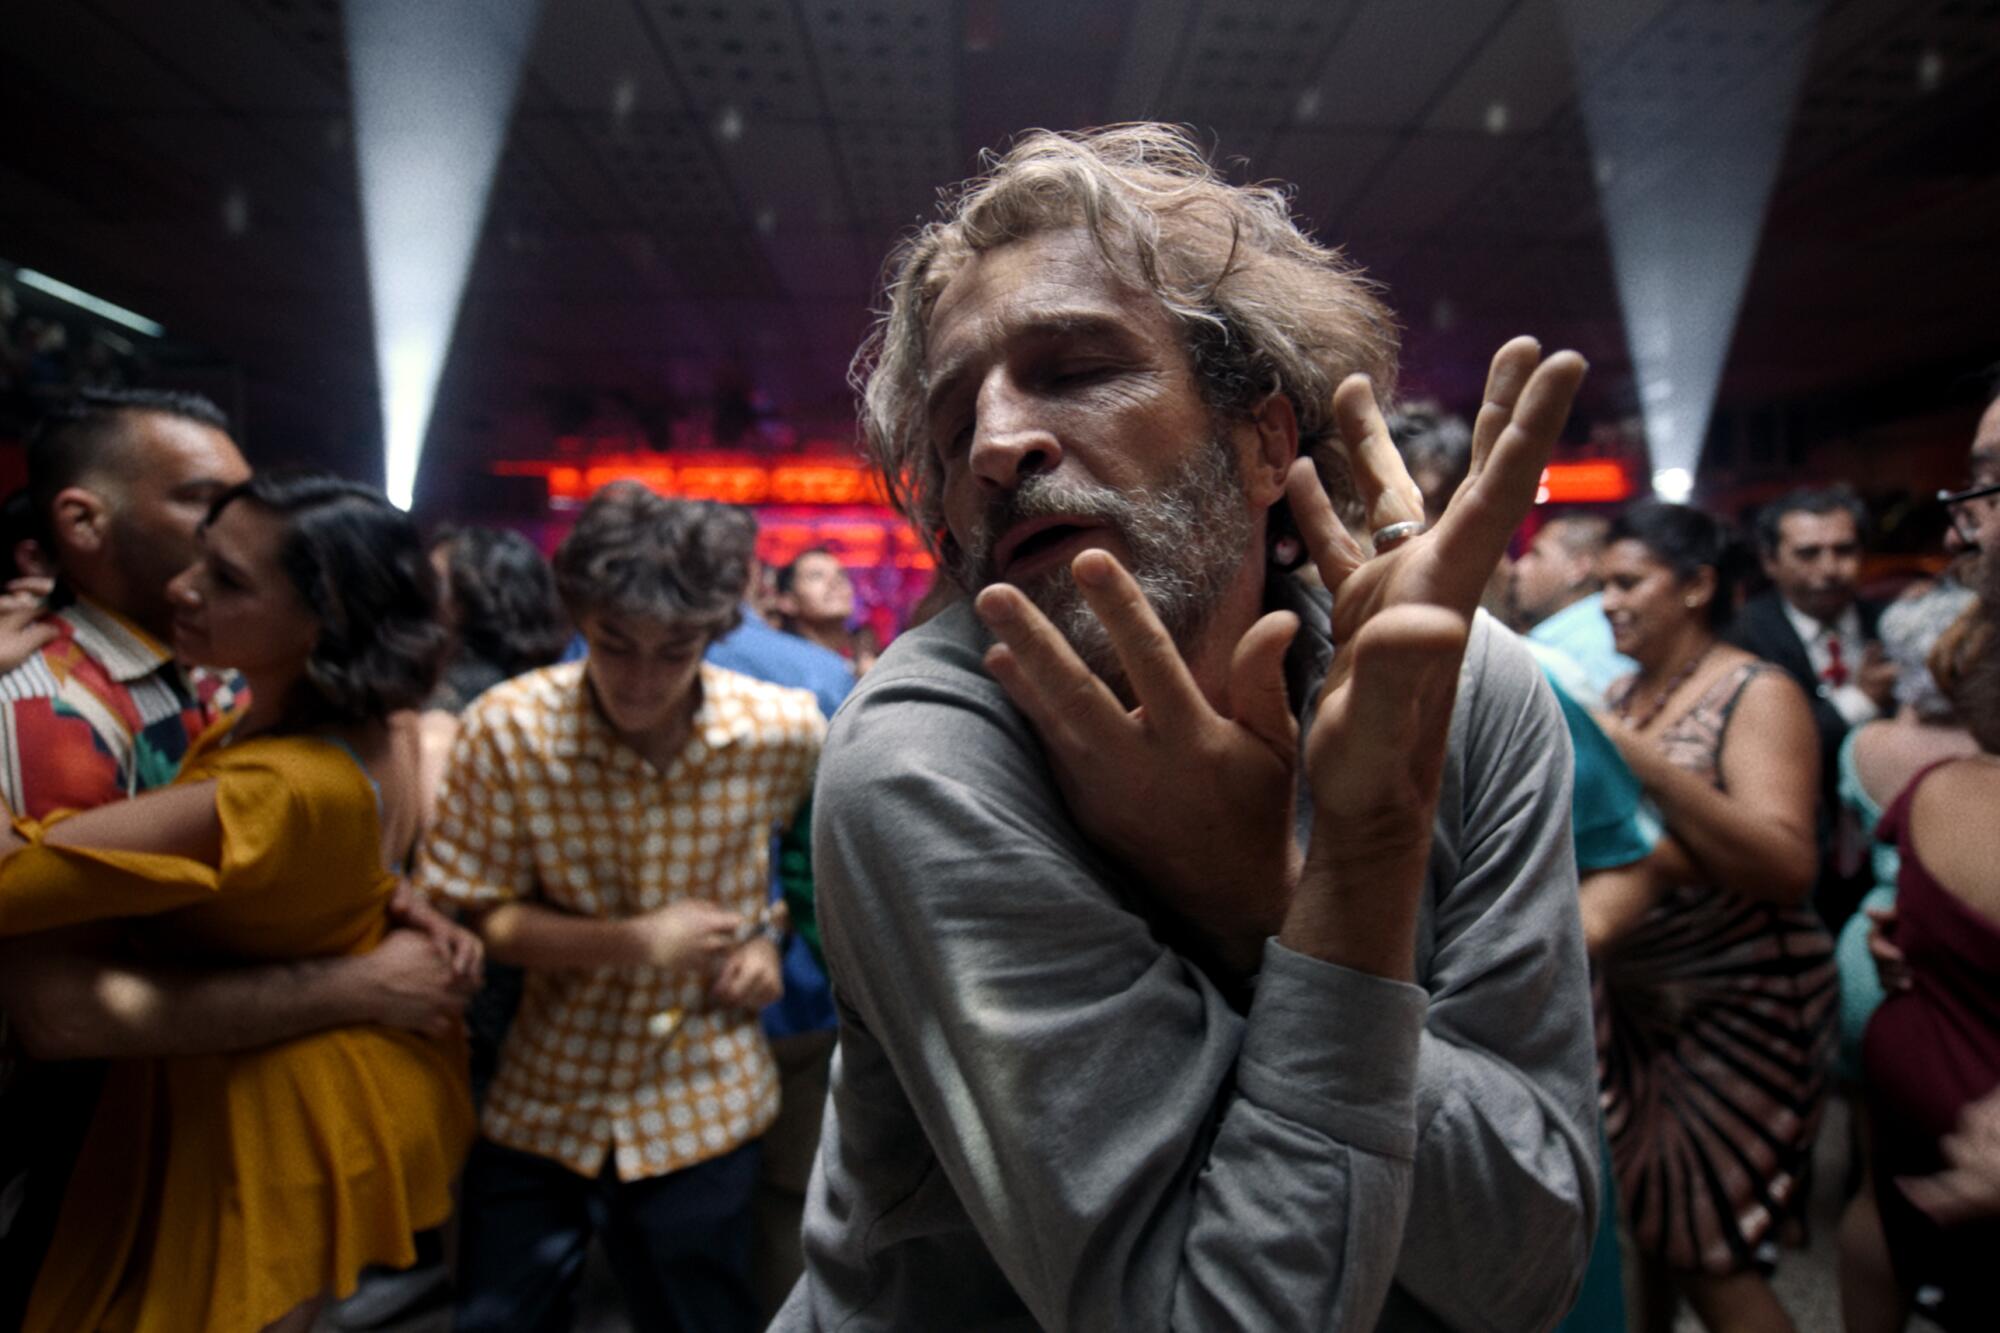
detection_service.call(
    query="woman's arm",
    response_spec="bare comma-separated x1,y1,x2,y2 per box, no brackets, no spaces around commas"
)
1578,833,1694,956
0,781,226,935
37,780,224,860
1615,671,1819,907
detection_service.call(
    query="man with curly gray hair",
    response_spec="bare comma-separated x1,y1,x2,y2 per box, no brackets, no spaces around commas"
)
780,125,1599,1330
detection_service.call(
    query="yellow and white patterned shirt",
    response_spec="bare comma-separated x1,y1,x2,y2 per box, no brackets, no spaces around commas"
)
417,661,823,1181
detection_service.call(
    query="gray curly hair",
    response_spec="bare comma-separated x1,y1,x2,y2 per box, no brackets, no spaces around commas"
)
852,123,1400,563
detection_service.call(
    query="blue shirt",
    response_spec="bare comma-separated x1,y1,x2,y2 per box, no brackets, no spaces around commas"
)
706,612,856,723
1527,592,1634,706
704,608,855,1038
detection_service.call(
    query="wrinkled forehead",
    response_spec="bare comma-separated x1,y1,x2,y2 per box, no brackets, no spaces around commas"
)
921,227,1167,371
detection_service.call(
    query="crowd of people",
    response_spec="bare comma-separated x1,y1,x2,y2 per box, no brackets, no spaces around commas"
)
0,122,1993,1333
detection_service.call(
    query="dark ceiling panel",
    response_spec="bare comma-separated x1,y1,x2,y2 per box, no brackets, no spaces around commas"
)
88,0,347,113
799,0,955,124
0,3,211,111
1298,0,1510,132
633,0,824,120
1424,0,1574,135
529,0,678,115
0,0,1993,499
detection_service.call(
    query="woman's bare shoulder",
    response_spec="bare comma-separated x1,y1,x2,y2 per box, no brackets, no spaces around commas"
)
1910,757,2000,920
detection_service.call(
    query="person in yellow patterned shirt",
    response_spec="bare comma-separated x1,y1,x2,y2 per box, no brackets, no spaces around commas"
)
419,482,824,1333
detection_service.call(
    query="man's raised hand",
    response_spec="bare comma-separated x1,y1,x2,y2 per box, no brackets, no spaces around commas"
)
976,555,1301,975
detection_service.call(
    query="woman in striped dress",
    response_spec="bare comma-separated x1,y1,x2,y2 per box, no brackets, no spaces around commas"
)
1595,502,1836,1333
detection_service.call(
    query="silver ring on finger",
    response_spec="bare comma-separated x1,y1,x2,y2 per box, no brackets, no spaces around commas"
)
1370,519,1426,552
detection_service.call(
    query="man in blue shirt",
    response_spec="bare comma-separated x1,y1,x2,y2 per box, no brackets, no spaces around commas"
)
705,551,854,1317
1512,513,1634,703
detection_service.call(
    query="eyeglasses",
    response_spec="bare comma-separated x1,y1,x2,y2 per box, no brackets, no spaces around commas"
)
1938,479,2000,544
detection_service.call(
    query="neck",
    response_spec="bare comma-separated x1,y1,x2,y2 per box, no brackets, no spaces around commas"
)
797,620,849,654
593,678,698,770
1638,625,1715,687
1786,595,1849,629
233,667,306,739
1552,585,1596,617
1183,551,1273,710
67,576,171,644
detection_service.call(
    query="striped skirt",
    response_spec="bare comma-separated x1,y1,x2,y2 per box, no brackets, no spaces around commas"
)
1596,883,1838,1274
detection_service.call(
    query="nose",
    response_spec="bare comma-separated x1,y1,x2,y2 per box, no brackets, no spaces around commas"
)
168,569,200,608
967,370,1061,491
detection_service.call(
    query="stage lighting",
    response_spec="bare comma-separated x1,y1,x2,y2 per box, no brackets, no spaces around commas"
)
12,267,165,337
1563,1,1821,498
344,0,540,509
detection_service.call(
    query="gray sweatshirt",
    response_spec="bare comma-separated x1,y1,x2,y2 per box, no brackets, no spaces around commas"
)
776,587,1598,1331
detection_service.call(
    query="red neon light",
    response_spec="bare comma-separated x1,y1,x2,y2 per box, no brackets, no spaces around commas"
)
494,453,890,508
1538,462,1633,505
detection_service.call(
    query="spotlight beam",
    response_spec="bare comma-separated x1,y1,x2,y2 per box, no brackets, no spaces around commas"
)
344,0,540,509
1562,1,1822,497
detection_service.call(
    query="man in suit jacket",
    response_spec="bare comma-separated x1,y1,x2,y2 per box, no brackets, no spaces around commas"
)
1729,485,1894,928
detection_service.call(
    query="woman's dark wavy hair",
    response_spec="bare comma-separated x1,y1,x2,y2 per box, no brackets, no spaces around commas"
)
205,472,446,726
1607,500,1738,630
432,527,570,678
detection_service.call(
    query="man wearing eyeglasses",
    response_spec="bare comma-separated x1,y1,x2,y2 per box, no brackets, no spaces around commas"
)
1940,390,2000,562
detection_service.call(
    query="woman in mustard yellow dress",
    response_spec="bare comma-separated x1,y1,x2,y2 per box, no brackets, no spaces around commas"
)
0,473,474,1332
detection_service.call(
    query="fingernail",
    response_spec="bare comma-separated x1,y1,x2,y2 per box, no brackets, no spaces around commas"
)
974,588,1017,623
1072,550,1110,585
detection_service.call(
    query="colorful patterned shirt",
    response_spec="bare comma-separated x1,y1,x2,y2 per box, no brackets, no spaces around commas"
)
0,597,243,1220
417,661,823,1181
0,599,241,820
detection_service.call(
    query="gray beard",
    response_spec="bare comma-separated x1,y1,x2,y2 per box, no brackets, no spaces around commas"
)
951,438,1253,683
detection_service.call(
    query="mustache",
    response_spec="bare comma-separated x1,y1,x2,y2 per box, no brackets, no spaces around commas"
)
957,475,1145,586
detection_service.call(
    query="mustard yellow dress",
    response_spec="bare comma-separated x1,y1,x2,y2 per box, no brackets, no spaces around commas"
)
0,735,473,1332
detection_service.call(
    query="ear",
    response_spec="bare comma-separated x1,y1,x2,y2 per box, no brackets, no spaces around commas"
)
1242,391,1300,508
1685,564,1719,612
51,486,110,557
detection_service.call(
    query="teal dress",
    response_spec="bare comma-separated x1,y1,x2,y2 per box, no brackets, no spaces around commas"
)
1532,646,1649,1333
1833,728,1901,1081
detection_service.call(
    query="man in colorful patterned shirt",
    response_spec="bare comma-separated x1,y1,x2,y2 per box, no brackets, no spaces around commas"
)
0,389,477,1327
421,483,824,1333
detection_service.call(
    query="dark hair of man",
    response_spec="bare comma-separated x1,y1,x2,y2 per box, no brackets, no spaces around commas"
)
432,526,571,678
205,471,446,727
552,482,751,638
774,546,835,598
25,388,232,547
1753,484,1869,558
1544,512,1613,560
1387,402,1473,493
1608,500,1737,629
0,488,41,583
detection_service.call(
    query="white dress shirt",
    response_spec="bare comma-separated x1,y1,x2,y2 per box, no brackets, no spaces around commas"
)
1781,597,1879,726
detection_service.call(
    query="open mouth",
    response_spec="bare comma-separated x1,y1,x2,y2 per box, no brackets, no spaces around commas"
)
994,517,1110,582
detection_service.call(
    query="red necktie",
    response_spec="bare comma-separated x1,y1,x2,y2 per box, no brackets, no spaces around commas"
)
1824,634,1848,688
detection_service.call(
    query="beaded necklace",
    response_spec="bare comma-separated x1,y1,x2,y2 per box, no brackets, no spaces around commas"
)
1614,642,1716,731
